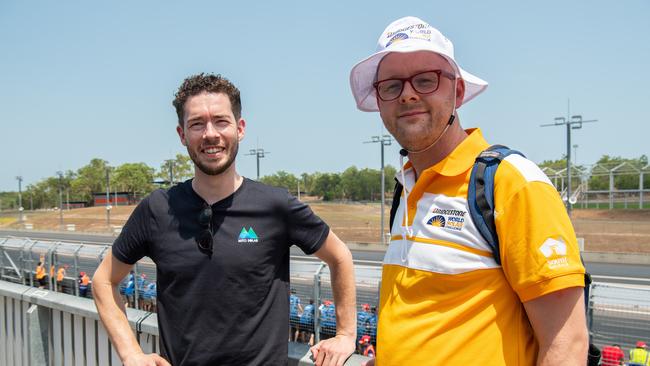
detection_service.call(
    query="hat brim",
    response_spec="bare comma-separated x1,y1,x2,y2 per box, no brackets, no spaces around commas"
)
350,48,487,112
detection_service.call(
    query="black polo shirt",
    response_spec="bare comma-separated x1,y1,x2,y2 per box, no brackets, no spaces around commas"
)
112,178,329,366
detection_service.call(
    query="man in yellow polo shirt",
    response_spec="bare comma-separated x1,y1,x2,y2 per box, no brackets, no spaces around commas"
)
349,16,588,365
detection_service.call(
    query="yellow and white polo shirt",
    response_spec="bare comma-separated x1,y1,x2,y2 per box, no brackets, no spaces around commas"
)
376,128,585,365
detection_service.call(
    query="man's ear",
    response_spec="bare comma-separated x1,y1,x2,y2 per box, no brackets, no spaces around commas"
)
237,118,246,142
176,124,187,146
455,78,466,109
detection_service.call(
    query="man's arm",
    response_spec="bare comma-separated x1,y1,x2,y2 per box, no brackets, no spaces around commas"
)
523,286,588,366
310,230,357,366
93,253,170,366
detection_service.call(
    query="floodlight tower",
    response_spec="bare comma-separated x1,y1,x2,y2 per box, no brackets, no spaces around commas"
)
246,148,269,180
16,176,23,222
541,100,597,216
364,135,393,244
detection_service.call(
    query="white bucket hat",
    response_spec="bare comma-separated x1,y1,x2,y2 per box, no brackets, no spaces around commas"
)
350,16,488,112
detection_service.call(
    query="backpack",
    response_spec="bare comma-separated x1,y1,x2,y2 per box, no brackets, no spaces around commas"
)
388,145,591,306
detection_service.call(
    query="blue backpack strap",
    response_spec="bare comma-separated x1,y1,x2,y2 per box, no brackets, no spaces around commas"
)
468,145,524,265
469,145,593,332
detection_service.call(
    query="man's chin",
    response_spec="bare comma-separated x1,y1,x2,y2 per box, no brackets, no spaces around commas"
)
196,163,230,176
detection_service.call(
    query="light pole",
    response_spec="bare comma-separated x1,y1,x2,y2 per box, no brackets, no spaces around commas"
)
246,148,269,180
106,168,111,228
166,159,175,186
16,176,23,222
57,171,64,229
364,135,393,244
540,100,597,216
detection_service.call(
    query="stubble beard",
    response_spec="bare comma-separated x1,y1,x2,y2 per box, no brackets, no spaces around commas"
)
188,141,239,176
390,107,449,152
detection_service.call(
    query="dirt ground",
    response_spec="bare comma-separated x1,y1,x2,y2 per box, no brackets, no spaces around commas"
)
2,204,649,253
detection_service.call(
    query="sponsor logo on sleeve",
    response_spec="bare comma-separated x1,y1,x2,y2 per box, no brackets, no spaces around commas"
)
539,238,569,269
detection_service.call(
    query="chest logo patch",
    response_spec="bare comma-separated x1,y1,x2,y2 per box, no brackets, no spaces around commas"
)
238,227,259,243
426,208,466,232
539,238,569,269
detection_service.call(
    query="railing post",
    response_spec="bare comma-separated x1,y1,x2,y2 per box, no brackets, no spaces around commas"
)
18,238,36,286
24,238,37,287
73,244,84,296
19,238,29,286
48,242,62,291
134,264,140,310
313,262,325,345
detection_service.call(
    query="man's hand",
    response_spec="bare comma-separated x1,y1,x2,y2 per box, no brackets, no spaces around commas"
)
361,359,375,366
123,352,171,366
310,334,356,366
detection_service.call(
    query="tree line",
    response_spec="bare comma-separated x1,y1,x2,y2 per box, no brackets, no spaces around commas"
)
0,154,193,210
259,165,397,201
1,154,648,211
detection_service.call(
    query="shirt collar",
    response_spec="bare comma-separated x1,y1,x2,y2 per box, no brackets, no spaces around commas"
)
426,128,490,177
395,128,490,186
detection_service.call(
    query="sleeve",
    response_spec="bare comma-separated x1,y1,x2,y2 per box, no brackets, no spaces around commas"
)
286,193,330,255
496,181,586,303
112,196,153,265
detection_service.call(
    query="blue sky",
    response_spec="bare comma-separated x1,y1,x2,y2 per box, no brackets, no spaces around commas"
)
1,1,648,191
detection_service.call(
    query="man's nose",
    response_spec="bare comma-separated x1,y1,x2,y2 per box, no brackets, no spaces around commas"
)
203,121,220,139
399,80,420,104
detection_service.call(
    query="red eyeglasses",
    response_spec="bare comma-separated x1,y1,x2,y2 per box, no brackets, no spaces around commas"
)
373,70,455,101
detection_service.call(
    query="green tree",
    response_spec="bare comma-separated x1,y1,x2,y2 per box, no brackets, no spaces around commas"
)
158,154,193,185
113,163,155,196
260,171,299,194
340,166,361,200
0,191,19,210
538,156,567,171
300,173,315,195
384,165,397,189
71,159,111,201
25,177,62,209
312,173,342,201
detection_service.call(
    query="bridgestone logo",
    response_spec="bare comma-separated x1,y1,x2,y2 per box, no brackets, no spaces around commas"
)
432,208,466,217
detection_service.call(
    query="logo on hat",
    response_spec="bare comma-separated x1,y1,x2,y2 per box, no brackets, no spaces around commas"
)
386,33,409,47
238,227,259,243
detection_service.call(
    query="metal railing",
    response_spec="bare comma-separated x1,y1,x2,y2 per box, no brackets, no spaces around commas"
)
6,235,650,362
1,236,379,357
589,282,650,355
0,280,371,366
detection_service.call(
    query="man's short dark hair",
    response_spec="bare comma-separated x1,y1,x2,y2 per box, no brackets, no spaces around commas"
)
173,73,242,126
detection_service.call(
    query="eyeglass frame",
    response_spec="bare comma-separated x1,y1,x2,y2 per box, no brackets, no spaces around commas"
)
196,205,213,254
373,69,456,102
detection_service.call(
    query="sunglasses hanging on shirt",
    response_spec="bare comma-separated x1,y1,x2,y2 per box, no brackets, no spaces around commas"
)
196,204,213,256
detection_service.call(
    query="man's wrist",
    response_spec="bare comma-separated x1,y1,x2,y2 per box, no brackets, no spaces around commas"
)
121,349,145,362
335,331,356,338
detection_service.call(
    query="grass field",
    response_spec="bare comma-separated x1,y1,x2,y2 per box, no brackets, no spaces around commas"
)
2,203,650,253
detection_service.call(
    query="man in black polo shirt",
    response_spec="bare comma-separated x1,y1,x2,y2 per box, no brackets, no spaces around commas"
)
93,73,357,366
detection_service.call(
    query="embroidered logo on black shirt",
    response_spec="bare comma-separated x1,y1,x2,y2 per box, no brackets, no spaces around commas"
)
238,227,259,243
